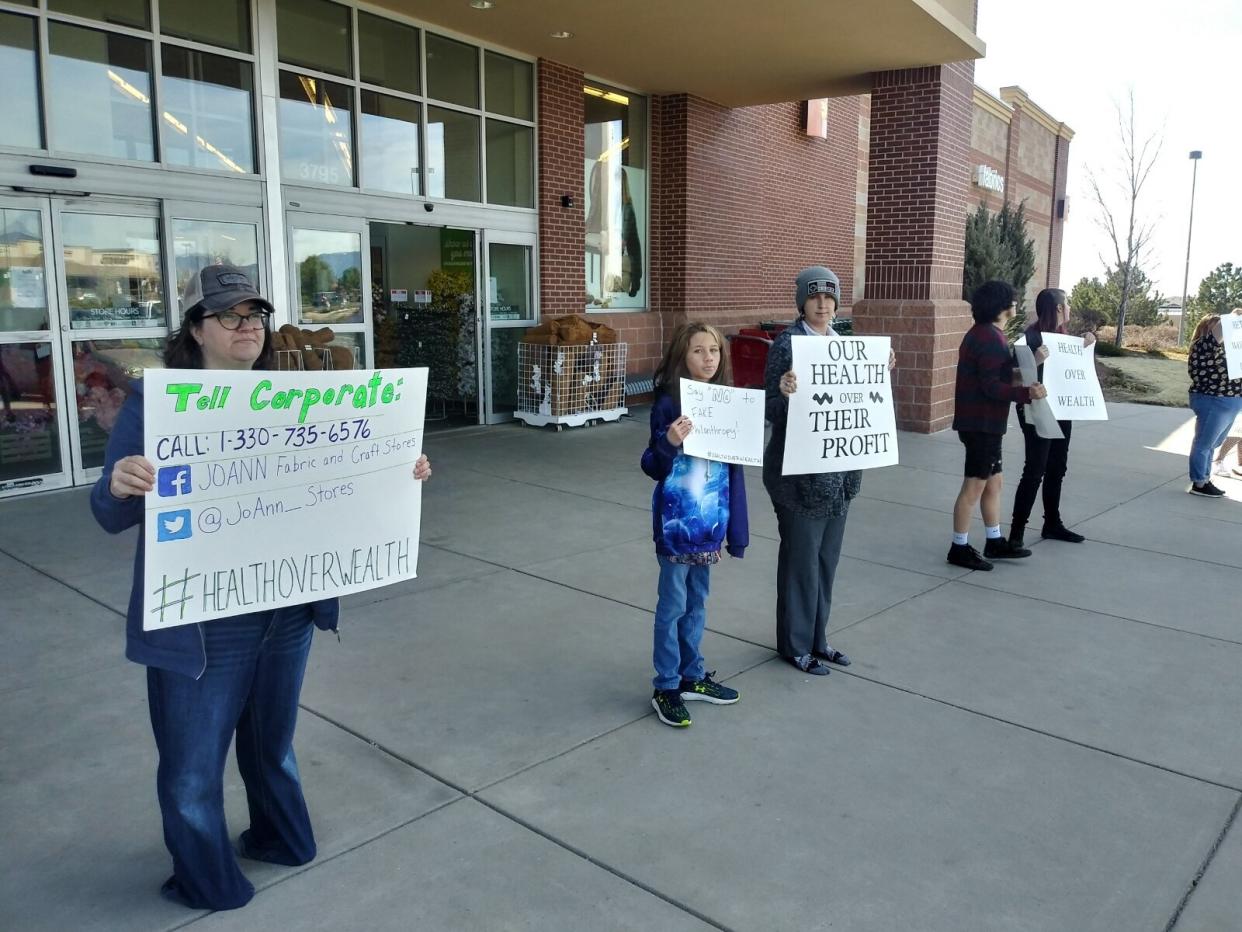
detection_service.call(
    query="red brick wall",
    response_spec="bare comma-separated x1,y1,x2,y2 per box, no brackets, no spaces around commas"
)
536,59,586,317
535,66,866,380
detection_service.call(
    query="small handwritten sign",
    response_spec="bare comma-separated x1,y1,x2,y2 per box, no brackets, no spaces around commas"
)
1222,314,1242,381
782,335,898,475
142,368,428,630
679,378,765,467
1039,334,1108,421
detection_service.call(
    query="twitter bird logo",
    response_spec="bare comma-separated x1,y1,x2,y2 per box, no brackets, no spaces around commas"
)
157,509,193,542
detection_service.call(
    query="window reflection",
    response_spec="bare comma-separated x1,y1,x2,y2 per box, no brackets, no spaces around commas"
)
584,84,647,309
1,208,49,333
0,12,42,150
0,341,62,484
72,337,161,468
360,92,421,195
293,229,363,325
49,22,154,162
61,213,164,329
278,71,354,187
171,219,259,318
427,107,480,202
161,46,255,174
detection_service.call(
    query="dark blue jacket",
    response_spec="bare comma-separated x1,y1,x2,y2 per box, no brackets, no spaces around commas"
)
641,390,748,558
90,380,339,679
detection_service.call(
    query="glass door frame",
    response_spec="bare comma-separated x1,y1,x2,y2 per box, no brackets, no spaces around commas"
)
284,212,373,367
162,201,270,325
480,229,537,425
0,194,74,497
52,196,166,486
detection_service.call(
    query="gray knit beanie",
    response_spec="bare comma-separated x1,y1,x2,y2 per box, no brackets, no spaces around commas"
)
795,266,840,314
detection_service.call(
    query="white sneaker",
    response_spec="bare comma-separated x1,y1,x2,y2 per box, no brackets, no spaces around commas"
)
1213,462,1231,477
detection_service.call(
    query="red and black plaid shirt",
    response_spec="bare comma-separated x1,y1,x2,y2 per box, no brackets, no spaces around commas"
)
952,322,1031,434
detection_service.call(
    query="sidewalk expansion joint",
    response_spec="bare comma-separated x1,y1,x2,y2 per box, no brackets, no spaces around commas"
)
1163,793,1242,932
0,545,125,620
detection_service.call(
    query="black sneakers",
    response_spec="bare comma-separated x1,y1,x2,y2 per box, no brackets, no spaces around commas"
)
1189,481,1226,498
789,654,831,675
984,537,1031,559
1042,523,1086,543
947,542,993,571
679,671,739,705
652,689,692,727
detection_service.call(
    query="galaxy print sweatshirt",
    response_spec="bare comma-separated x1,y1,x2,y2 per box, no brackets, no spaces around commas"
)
641,390,749,559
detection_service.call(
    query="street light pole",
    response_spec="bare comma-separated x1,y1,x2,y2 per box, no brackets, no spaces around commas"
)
1178,150,1203,345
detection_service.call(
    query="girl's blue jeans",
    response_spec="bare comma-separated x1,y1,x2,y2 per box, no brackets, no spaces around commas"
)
1188,392,1242,483
652,555,710,691
146,604,316,910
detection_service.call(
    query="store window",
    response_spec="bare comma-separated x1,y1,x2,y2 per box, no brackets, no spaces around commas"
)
48,22,155,162
0,208,49,333
161,46,254,174
61,213,164,329
426,33,478,109
73,337,164,469
485,121,533,209
0,12,42,150
584,83,647,309
160,0,250,53
358,11,418,95
360,93,421,195
278,72,354,187
427,107,480,202
484,51,532,121
275,0,351,78
292,229,363,326
48,0,149,30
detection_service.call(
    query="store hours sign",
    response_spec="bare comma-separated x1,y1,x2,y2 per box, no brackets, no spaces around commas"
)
142,368,428,630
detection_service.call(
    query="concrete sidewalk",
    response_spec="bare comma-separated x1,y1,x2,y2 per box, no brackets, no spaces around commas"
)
2,401,1240,932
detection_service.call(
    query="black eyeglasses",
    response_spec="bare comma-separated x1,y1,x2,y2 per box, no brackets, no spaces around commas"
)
205,309,272,330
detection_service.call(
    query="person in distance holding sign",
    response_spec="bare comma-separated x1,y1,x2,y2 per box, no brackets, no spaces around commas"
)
1008,288,1097,547
947,281,1046,571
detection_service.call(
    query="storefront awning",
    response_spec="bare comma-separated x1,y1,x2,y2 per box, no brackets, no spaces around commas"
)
378,0,983,107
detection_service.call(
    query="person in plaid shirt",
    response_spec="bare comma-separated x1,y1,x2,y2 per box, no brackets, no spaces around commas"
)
947,281,1048,571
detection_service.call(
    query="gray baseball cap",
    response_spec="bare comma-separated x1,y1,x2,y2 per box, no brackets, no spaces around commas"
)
180,264,274,317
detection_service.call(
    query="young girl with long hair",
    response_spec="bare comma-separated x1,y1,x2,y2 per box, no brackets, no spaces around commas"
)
640,323,748,727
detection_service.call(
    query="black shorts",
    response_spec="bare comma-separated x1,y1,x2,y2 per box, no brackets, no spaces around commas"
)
958,431,1003,479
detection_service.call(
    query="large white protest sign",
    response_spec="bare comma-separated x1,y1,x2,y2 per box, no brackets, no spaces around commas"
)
142,367,427,630
782,335,897,475
679,378,765,467
1222,314,1242,381
1039,334,1108,421
1014,338,1064,440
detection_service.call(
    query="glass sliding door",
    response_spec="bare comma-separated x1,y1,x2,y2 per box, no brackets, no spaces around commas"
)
0,198,72,496
482,231,535,424
286,215,370,368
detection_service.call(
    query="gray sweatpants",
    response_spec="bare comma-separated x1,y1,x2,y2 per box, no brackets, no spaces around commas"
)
774,504,849,659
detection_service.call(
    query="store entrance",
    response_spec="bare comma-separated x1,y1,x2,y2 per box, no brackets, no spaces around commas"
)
369,222,479,429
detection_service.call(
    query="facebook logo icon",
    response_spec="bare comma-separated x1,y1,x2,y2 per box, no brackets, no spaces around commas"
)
158,465,192,497
156,510,192,542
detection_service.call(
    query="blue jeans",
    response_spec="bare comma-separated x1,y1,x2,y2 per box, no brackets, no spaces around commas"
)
1188,393,1242,483
652,555,711,690
146,605,316,910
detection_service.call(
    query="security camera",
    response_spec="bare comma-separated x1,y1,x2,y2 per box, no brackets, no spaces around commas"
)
423,202,434,213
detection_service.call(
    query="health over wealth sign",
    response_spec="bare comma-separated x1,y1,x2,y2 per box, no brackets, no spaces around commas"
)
679,378,765,467
142,368,427,630
1038,334,1108,421
1223,314,1242,381
782,335,897,475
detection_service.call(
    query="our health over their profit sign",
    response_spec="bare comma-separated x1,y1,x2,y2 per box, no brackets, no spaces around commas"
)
679,378,765,467
782,335,898,474
142,368,428,630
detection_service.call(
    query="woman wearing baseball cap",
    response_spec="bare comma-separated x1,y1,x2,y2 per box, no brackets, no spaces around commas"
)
90,265,432,910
